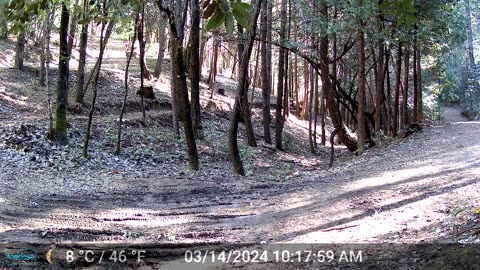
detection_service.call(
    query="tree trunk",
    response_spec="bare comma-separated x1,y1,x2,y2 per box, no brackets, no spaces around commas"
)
116,12,139,155
465,0,475,68
189,0,203,139
375,36,385,134
261,0,272,144
159,0,199,170
209,37,219,98
402,46,409,129
154,16,167,78
357,16,366,154
55,3,69,145
275,0,287,150
67,0,80,57
393,43,402,136
416,47,423,122
169,30,180,136
75,0,89,103
138,4,147,124
14,32,26,71
137,7,152,82
229,0,262,175
319,3,357,152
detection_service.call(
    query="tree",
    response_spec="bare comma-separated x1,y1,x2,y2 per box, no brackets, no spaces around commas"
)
275,0,287,150
74,0,89,103
260,0,272,144
228,0,262,175
157,0,200,170
356,0,366,154
55,2,70,145
188,0,203,139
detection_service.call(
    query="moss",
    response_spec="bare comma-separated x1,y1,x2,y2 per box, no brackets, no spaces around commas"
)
54,106,68,145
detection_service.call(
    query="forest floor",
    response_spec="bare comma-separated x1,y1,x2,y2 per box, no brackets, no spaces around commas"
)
1,36,480,269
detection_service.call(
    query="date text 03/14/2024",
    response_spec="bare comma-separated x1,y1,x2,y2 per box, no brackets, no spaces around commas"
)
184,249,363,264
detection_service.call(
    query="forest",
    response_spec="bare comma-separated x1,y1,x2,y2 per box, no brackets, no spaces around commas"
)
1,0,480,269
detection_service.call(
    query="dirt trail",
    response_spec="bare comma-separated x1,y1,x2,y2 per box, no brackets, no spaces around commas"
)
443,106,469,123
2,108,479,244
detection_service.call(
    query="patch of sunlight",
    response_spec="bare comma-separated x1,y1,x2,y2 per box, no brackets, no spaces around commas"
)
0,89,28,106
289,195,446,243
0,197,6,203
344,165,443,191
155,80,171,95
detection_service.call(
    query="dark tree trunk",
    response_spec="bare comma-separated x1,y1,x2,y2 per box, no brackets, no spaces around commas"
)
75,0,89,103
55,3,70,145
209,37,219,99
357,17,366,154
319,3,357,152
393,43,402,136
402,46,409,129
169,31,180,136
416,47,423,122
375,34,385,134
261,0,272,144
189,0,203,139
158,0,199,170
229,0,262,175
14,32,26,71
275,0,287,150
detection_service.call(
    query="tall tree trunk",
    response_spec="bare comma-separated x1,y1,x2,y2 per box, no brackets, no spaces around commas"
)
319,2,357,152
137,6,152,82
275,0,287,150
83,17,110,157
374,22,385,134
465,0,475,68
55,3,70,145
169,31,180,136
393,43,402,136
138,4,147,124
44,10,54,137
158,0,199,170
75,0,89,103
116,12,139,155
154,16,167,78
413,42,418,123
261,0,272,144
402,46,410,129
237,25,257,148
416,47,423,122
189,0,203,139
209,37,219,98
229,0,262,175
14,32,26,71
67,0,80,57
357,14,366,154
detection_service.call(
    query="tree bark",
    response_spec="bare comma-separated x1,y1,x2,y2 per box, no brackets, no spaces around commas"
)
275,0,287,150
189,0,203,139
357,15,366,154
158,0,199,170
14,32,26,71
229,0,262,175
55,3,70,145
402,46,409,129
393,43,402,136
67,0,80,57
261,0,272,144
154,16,167,78
75,0,89,103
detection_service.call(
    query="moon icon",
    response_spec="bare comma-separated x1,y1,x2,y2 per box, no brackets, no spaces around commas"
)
46,249,53,264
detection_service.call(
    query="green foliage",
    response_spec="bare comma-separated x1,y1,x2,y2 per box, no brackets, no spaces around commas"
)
202,0,251,34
